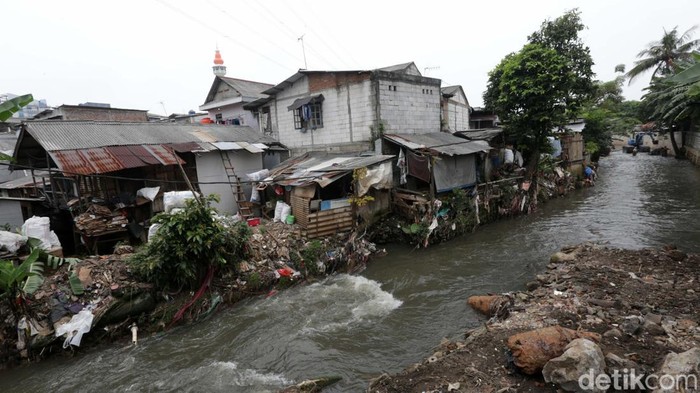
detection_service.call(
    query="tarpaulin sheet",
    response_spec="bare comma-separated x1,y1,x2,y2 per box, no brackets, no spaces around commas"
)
357,162,393,196
407,150,430,183
434,154,476,193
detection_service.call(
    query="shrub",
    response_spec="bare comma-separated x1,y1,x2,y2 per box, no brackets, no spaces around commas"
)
130,195,250,290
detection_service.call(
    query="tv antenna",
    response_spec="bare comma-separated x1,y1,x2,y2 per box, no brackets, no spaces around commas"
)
159,101,168,116
424,66,440,75
298,34,308,69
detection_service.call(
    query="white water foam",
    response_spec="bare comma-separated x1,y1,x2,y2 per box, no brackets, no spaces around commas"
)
210,361,293,386
298,275,402,334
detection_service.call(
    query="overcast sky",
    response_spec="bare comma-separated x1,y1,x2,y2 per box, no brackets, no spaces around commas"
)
3,0,698,115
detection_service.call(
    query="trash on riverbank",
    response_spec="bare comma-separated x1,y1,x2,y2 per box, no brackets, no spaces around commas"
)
0,216,383,369
368,244,700,392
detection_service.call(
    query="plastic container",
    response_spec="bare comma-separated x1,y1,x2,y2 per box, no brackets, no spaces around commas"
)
285,215,295,225
247,217,261,227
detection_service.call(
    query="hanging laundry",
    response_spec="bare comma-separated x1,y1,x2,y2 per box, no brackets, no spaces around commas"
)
397,149,408,185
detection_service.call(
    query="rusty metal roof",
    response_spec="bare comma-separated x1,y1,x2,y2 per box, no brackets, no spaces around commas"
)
18,121,286,176
22,121,277,151
78,148,123,174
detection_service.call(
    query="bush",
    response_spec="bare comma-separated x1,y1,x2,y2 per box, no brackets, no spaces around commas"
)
130,195,250,290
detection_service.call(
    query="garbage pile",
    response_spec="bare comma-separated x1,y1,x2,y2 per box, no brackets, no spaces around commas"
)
74,204,129,235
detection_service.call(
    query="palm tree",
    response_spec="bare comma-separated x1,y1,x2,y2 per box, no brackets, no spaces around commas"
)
627,26,700,84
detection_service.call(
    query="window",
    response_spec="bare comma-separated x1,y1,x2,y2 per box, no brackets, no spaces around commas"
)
294,102,323,130
215,113,223,124
261,106,272,132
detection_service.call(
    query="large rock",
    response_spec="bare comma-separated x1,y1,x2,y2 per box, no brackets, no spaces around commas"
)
653,348,700,393
507,326,601,375
542,338,606,393
550,251,577,263
467,295,512,318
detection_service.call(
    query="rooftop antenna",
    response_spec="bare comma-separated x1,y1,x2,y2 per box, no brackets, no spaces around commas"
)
298,34,308,69
159,101,168,116
424,66,440,75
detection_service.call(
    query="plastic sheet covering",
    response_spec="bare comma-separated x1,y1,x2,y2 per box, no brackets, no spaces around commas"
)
136,186,160,201
55,308,94,348
548,137,562,158
434,154,476,193
163,191,199,213
357,162,393,196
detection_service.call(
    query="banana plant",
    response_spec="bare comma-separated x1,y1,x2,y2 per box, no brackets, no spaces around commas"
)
26,238,84,295
0,249,43,317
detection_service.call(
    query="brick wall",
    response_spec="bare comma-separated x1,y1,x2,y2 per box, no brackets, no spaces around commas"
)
308,72,370,92
62,107,148,122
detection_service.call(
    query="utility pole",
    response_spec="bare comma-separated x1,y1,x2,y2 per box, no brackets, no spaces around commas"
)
298,34,308,69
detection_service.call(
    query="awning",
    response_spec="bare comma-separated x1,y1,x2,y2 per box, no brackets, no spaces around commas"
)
287,94,324,111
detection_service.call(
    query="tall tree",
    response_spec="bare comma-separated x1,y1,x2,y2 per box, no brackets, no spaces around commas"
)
484,10,595,181
626,26,700,84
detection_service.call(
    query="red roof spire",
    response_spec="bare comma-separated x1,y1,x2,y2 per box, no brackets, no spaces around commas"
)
214,50,224,65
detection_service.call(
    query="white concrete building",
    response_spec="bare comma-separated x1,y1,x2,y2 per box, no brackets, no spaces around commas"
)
199,50,273,129
441,85,470,132
245,62,442,155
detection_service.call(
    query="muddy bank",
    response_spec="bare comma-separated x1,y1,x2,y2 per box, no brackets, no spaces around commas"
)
368,244,700,392
0,221,380,370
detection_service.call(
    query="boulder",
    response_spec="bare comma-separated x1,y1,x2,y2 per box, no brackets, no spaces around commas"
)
654,348,700,393
642,320,666,336
620,315,644,335
542,338,606,393
507,326,601,375
467,295,512,318
605,352,640,374
550,251,577,263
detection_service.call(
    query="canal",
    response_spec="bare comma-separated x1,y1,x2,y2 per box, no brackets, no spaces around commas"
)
1,151,699,392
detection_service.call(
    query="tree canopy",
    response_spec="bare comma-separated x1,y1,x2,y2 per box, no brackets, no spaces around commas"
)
484,9,595,174
626,25,700,84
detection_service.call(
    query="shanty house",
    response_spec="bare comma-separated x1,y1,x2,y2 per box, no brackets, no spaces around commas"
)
32,103,149,122
381,133,489,217
12,121,285,251
244,62,442,155
440,86,470,132
264,152,394,238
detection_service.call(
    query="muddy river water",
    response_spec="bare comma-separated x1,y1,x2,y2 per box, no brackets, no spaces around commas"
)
1,151,699,392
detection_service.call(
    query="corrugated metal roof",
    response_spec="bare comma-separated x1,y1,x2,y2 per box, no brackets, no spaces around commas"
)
455,128,504,141
143,145,183,166
104,146,148,169
384,133,491,156
267,152,394,187
23,121,277,152
128,145,160,165
78,148,123,174
211,141,242,151
49,150,95,175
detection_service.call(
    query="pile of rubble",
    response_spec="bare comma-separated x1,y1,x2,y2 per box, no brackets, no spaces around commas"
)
369,244,700,392
74,204,128,235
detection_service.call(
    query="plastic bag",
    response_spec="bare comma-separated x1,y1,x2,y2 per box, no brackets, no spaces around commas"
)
246,169,270,182
0,231,27,253
274,201,286,223
137,186,160,201
147,224,162,242
21,216,52,250
55,308,94,348
250,187,260,203
280,203,291,223
163,191,199,213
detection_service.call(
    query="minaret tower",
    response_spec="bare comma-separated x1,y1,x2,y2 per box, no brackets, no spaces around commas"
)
213,49,227,77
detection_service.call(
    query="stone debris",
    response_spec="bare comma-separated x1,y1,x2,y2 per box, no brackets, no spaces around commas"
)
542,338,606,393
368,244,700,392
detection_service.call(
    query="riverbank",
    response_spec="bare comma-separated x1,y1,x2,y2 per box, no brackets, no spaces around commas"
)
368,244,700,392
0,221,380,370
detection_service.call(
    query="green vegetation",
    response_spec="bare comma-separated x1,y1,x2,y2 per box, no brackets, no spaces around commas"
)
301,240,324,276
484,10,595,178
635,27,700,156
581,66,642,160
130,195,250,290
